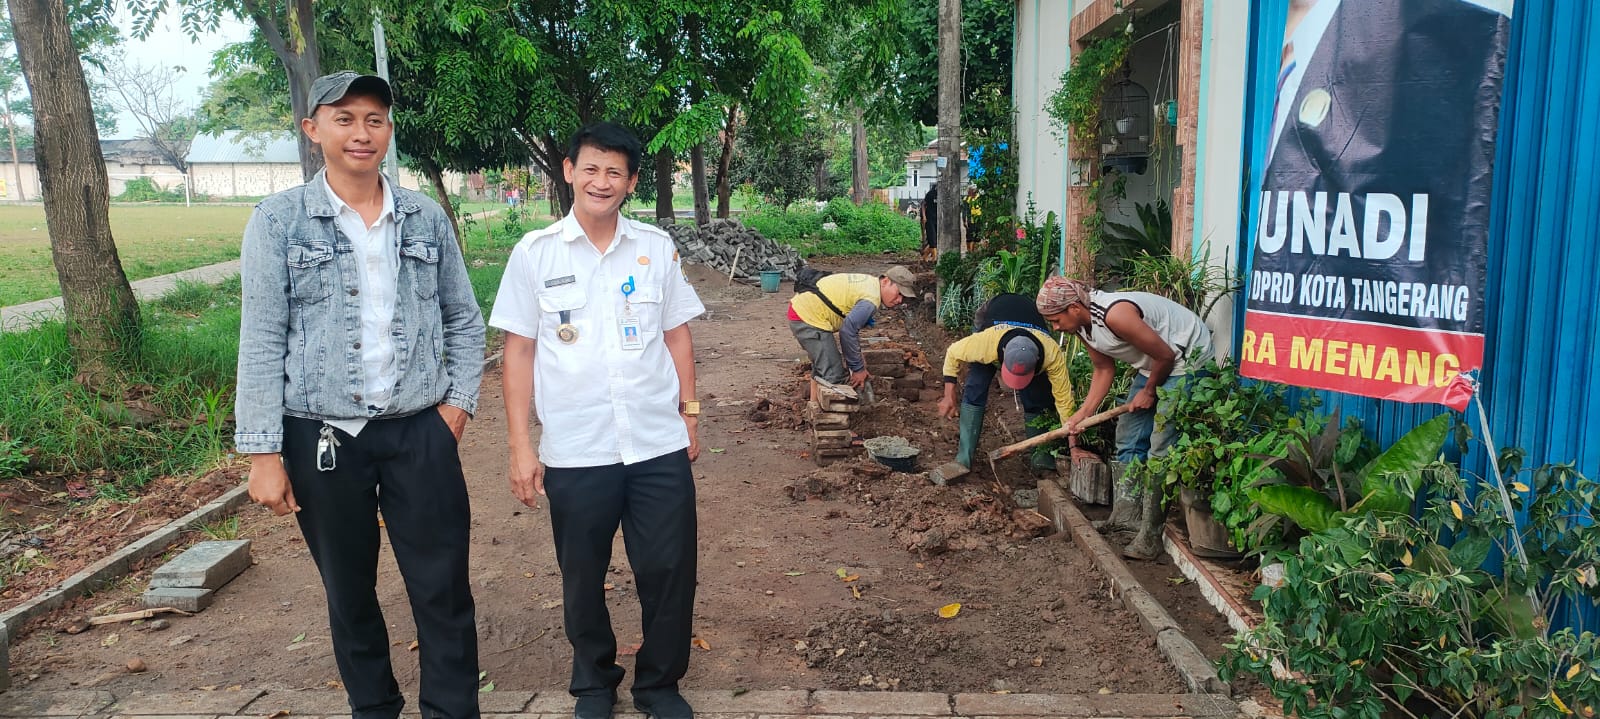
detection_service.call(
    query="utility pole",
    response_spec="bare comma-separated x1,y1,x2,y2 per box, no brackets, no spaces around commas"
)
372,9,400,184
936,0,963,268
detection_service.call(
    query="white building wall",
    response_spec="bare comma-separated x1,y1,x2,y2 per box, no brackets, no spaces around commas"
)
0,162,40,201
1014,0,1074,225
190,163,304,198
105,162,187,197
1192,2,1251,358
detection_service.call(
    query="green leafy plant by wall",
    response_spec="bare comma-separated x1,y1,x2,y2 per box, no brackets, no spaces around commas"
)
1130,360,1313,552
1119,245,1238,318
1099,200,1171,281
1046,33,1133,143
1224,450,1600,719
115,177,187,203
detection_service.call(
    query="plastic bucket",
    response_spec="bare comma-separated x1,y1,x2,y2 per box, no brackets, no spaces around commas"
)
760,270,783,293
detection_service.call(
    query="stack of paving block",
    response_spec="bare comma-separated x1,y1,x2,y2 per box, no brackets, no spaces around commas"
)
810,379,860,466
143,539,252,613
861,347,936,403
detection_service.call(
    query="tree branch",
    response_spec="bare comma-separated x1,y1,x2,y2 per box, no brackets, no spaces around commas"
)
240,0,292,64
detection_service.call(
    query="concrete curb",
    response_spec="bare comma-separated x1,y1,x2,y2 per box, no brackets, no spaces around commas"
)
1037,479,1229,695
0,482,252,687
1161,527,1257,635
0,688,1241,717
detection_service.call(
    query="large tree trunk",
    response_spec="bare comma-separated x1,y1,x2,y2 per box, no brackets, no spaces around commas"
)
244,0,322,180
690,143,710,226
8,0,139,383
851,104,869,205
422,160,462,250
936,0,963,262
525,134,573,216
547,169,560,217
814,157,828,200
714,103,739,219
654,147,675,224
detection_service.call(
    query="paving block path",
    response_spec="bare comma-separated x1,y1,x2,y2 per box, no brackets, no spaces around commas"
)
0,688,1243,719
0,261,242,332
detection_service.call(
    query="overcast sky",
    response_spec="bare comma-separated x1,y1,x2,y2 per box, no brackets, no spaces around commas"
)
101,6,254,140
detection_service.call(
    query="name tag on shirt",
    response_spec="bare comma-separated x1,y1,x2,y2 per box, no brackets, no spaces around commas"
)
544,275,577,288
619,317,644,350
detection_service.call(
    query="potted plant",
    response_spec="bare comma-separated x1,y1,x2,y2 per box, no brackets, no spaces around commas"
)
1131,360,1305,558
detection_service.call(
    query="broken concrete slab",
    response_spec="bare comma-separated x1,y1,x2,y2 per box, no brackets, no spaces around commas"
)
149,539,251,590
143,587,214,613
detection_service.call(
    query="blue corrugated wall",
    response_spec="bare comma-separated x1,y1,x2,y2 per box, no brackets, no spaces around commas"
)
1238,0,1600,629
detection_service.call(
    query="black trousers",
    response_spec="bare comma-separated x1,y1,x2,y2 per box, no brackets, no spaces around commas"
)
544,449,697,699
283,412,480,719
962,362,1052,414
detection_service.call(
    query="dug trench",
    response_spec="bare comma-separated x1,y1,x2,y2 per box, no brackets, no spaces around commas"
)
9,257,1227,695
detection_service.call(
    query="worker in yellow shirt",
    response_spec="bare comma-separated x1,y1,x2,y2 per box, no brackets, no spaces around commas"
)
787,267,917,388
937,293,1075,476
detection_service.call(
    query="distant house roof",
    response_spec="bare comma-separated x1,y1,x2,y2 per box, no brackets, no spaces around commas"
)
0,146,35,163
102,138,184,165
186,131,300,164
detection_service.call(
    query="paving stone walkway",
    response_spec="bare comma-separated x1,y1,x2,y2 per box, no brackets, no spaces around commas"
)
0,261,243,332
0,688,1241,719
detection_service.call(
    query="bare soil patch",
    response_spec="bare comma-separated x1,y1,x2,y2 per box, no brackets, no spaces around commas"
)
1,466,240,612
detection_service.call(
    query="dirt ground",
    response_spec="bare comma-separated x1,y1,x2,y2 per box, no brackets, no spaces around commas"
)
9,256,1231,695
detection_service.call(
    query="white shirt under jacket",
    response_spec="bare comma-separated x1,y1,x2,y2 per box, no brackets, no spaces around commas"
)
325,173,398,437
489,212,705,468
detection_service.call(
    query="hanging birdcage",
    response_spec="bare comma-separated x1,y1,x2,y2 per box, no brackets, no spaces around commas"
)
1099,68,1151,175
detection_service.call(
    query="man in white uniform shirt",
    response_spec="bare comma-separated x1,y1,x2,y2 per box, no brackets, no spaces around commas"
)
491,123,705,719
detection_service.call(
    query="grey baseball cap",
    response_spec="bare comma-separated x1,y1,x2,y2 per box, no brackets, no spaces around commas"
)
1000,335,1041,390
307,71,393,112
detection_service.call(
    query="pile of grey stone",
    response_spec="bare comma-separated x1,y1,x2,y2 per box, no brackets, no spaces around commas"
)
142,539,252,613
663,220,804,280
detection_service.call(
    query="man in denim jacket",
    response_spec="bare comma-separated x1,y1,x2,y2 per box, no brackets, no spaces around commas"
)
234,72,486,719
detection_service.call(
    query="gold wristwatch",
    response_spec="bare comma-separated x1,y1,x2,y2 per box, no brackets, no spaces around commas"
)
679,400,701,416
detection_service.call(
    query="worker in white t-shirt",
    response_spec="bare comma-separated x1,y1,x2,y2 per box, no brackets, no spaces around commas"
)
1036,275,1213,560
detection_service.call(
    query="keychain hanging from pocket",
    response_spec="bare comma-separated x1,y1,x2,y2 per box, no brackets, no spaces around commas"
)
316,423,341,472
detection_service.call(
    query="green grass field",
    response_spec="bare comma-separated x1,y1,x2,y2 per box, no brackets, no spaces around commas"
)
0,205,254,307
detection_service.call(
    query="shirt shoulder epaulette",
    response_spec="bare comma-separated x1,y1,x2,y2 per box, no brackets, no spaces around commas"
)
518,222,565,250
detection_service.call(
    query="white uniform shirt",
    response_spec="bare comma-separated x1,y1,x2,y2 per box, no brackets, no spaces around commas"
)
489,213,705,468
324,174,399,437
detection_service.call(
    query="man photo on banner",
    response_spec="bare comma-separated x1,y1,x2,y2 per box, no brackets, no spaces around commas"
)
1245,0,1509,410
492,123,706,719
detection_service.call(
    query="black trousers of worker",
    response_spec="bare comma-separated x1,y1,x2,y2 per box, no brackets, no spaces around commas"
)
544,449,697,700
962,361,1053,413
282,412,480,719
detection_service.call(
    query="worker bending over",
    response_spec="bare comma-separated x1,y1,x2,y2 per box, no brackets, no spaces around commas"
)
938,292,1075,476
787,267,917,389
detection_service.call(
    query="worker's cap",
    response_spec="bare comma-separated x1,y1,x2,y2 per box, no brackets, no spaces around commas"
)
1000,335,1041,390
883,265,918,299
308,71,393,112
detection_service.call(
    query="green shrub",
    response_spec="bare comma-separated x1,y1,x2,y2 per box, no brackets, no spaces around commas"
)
743,200,918,257
116,177,187,203
1224,452,1600,719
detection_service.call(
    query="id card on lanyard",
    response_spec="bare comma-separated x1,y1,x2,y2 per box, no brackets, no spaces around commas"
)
619,275,644,351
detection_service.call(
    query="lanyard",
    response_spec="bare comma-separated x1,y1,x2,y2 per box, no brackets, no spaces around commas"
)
620,275,635,313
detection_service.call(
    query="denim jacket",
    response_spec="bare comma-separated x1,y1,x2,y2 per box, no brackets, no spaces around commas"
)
234,170,485,454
